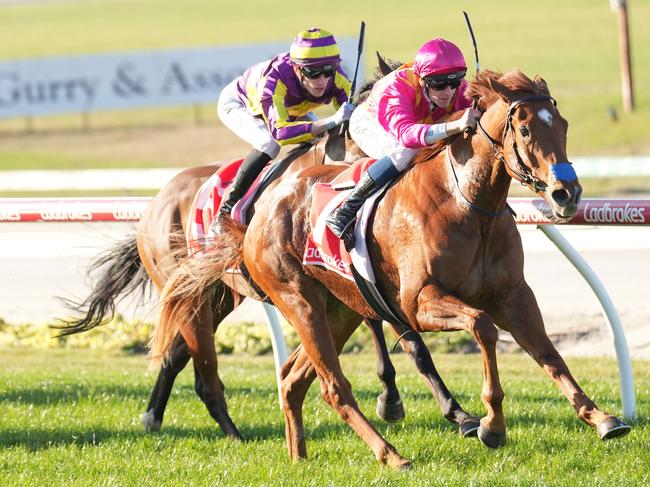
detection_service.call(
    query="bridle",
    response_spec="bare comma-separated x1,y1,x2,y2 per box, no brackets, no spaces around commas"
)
448,93,571,218
476,94,558,194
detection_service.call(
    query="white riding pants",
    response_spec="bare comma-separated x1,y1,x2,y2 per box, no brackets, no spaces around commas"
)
217,79,281,158
349,107,418,171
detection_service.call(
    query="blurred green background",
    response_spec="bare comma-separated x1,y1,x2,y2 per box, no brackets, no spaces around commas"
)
0,0,648,177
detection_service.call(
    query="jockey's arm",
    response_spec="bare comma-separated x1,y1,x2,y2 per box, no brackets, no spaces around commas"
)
423,107,482,144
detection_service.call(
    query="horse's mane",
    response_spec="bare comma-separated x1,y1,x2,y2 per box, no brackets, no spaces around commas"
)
466,69,550,110
412,69,551,165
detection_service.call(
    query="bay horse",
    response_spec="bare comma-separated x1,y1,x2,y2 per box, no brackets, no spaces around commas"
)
153,69,630,468
57,127,479,437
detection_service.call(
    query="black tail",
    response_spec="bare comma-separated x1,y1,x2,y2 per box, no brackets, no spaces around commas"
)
52,234,151,336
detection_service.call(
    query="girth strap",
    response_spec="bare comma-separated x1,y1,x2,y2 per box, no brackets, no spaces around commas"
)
350,264,411,329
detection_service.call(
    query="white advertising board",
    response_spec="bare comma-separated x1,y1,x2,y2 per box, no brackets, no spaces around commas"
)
0,39,361,118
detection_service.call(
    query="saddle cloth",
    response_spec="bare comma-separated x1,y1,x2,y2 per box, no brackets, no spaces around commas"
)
186,158,273,256
303,157,387,283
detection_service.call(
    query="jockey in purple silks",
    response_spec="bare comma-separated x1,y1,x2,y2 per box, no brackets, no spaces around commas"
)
216,27,354,222
326,38,482,241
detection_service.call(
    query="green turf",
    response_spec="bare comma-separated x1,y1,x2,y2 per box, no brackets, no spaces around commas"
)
1,0,649,158
1,349,648,485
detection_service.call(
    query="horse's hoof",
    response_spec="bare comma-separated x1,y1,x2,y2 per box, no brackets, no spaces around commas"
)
478,425,507,448
459,418,480,438
386,453,412,471
141,410,162,432
598,416,631,440
376,397,405,423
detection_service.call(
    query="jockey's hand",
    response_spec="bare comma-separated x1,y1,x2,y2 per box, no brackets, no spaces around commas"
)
314,102,357,134
328,102,356,127
458,107,482,131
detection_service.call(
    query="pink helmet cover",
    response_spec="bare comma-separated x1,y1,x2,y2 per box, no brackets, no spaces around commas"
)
414,38,467,78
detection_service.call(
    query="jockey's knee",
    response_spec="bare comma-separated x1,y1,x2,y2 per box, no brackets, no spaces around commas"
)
254,140,281,159
390,147,418,171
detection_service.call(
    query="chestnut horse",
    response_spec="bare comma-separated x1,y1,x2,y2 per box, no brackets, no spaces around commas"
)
57,127,478,437
153,69,629,468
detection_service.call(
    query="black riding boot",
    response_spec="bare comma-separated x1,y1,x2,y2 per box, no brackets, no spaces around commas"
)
325,172,382,245
220,149,273,217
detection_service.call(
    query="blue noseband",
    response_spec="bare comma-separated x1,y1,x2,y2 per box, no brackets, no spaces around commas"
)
550,162,577,182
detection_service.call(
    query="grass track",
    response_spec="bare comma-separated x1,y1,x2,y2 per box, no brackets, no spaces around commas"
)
1,349,648,485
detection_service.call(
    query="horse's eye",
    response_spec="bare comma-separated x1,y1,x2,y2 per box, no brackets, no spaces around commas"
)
519,125,530,137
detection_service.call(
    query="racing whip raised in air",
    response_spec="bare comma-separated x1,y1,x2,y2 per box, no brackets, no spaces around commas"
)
339,20,366,137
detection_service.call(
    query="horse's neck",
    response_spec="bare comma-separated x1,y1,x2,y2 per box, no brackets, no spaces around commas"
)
447,116,512,214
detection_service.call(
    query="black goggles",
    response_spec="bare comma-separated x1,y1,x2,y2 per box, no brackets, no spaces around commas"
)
300,65,338,79
424,73,465,91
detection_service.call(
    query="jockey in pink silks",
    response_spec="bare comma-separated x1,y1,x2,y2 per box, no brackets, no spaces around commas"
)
326,38,482,241
216,27,354,221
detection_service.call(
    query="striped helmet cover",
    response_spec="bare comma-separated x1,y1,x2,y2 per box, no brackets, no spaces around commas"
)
289,27,341,68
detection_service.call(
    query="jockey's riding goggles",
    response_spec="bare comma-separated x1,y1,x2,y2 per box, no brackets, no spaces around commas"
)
300,64,338,79
423,70,466,90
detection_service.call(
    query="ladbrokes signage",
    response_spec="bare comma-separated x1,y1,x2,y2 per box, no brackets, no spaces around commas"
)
0,39,359,118
581,201,646,224
510,198,649,225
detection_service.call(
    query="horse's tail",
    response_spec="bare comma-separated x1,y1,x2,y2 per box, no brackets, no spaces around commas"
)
149,220,245,365
53,234,150,336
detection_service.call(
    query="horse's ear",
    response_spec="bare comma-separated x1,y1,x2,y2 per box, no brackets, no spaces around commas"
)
487,77,514,103
533,75,550,95
376,52,392,76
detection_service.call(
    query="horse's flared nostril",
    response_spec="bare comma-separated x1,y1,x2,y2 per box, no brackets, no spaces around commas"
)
551,189,571,206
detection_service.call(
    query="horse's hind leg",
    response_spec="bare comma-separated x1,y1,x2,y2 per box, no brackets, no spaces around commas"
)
386,322,480,437
176,288,242,440
281,305,407,466
142,333,192,431
142,289,238,432
279,307,357,460
264,278,411,469
279,344,314,459
491,282,630,440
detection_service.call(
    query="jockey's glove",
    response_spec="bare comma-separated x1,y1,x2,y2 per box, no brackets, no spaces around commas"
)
445,107,482,135
325,102,356,130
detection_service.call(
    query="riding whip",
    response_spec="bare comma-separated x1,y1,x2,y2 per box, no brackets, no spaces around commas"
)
463,11,479,75
338,20,366,137
462,11,480,133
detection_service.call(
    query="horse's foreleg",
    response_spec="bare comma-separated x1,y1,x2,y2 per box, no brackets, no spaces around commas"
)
491,282,631,440
387,321,480,437
411,285,506,448
364,319,405,423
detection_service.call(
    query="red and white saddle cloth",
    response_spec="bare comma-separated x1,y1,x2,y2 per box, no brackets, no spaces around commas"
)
186,158,273,256
303,157,386,283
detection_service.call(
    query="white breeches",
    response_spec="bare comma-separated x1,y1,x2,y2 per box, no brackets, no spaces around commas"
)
349,107,418,171
216,79,281,158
